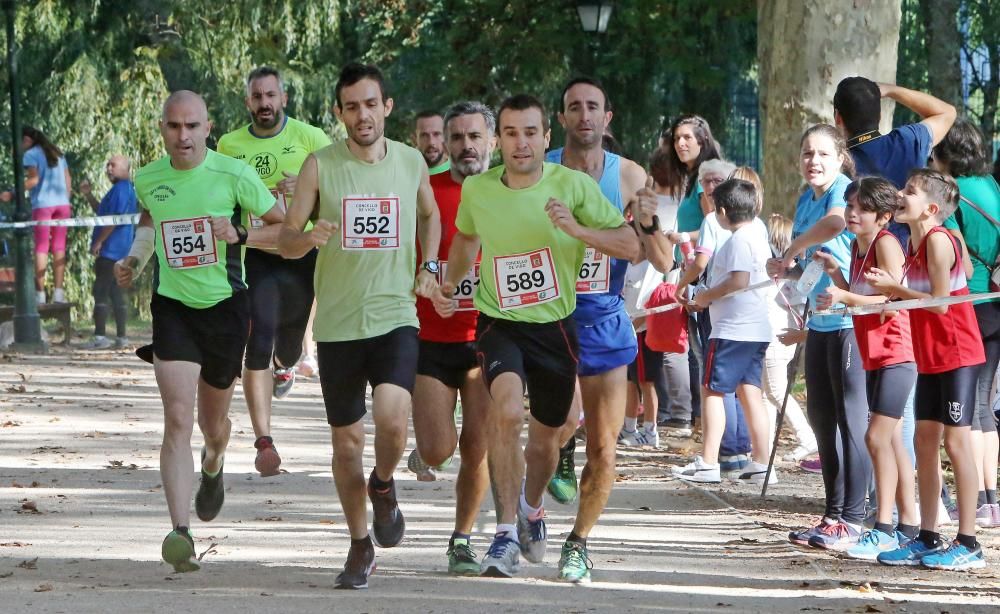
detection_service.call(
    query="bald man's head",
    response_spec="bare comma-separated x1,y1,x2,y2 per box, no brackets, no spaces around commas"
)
159,90,212,170
105,154,131,182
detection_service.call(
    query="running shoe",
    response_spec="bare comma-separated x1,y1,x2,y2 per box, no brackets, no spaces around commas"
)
114,336,130,349
83,336,113,350
161,526,200,573
877,537,946,566
991,503,1000,528
557,540,593,584
334,538,376,589
719,454,749,472
738,461,778,484
671,456,721,483
975,503,994,527
919,540,987,571
194,449,224,522
367,471,405,548
662,417,693,438
617,427,642,446
783,443,818,463
939,499,958,526
51,288,66,303
447,537,480,576
798,457,823,474
407,449,437,482
547,444,578,504
808,520,861,551
254,435,281,477
272,367,295,399
296,355,318,378
480,531,520,578
789,518,831,546
846,528,900,561
517,505,548,563
642,424,660,448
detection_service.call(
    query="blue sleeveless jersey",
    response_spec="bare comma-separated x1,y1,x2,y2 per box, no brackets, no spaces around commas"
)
545,148,628,326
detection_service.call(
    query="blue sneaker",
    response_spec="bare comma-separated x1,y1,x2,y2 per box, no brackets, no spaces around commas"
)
920,540,987,571
846,529,899,561
877,538,946,566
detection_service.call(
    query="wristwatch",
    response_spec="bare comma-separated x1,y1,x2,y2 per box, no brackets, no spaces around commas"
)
234,223,249,245
639,215,660,235
422,260,440,275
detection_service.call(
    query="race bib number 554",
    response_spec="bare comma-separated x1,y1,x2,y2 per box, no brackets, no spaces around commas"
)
494,248,559,310
161,217,217,269
342,195,400,249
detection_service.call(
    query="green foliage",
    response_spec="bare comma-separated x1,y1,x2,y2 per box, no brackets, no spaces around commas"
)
1,0,759,319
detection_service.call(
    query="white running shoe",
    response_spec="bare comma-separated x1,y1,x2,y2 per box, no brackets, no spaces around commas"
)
617,427,641,446
783,444,818,463
642,424,660,449
83,335,113,350
52,288,66,303
738,461,779,484
671,456,721,483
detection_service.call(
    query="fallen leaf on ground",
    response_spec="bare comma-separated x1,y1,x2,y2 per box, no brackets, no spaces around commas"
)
34,583,53,592
197,543,218,561
17,558,37,570
1,542,30,547
20,501,37,512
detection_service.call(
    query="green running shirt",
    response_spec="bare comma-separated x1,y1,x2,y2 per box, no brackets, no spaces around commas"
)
455,162,625,323
134,150,276,309
312,139,425,342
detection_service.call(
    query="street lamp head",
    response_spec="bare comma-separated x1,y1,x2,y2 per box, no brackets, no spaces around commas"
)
576,1,613,34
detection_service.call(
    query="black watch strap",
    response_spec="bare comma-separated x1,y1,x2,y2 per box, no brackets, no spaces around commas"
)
234,223,249,245
639,215,660,235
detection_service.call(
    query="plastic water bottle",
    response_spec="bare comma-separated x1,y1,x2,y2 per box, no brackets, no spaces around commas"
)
678,232,693,263
796,247,829,295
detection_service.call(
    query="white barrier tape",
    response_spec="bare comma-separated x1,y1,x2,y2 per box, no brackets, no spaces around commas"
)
0,213,140,230
814,291,1000,317
636,279,775,317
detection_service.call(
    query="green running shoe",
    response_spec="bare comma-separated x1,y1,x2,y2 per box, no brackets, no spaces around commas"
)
546,442,577,504
161,526,200,573
557,541,592,583
447,537,480,575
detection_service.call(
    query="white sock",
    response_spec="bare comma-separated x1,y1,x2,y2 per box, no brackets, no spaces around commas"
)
624,417,638,432
642,420,656,431
496,523,517,541
519,491,542,517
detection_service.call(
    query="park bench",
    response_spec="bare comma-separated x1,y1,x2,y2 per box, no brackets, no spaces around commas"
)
0,266,75,345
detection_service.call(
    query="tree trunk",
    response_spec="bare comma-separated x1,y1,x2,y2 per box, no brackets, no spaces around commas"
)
758,0,901,217
920,0,962,108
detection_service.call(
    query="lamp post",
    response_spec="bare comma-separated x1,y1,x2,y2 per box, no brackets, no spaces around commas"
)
3,0,44,350
576,1,614,34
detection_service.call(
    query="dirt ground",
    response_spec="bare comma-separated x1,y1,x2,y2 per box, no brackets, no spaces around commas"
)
2,333,999,613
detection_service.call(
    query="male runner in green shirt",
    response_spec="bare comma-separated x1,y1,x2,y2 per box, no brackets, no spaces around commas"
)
434,94,637,578
115,90,283,573
413,109,450,175
218,66,331,477
279,63,441,590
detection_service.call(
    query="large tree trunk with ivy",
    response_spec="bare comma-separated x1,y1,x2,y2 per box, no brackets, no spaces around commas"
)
758,0,901,217
921,0,962,108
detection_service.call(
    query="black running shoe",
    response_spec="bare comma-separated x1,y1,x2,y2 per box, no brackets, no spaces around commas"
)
367,470,405,548
335,538,376,589
195,449,224,522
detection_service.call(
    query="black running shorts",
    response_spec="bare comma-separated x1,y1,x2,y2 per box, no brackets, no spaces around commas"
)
417,339,478,389
475,314,579,428
317,326,419,427
915,364,983,427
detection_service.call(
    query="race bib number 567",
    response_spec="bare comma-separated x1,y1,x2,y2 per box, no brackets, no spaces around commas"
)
342,195,400,249
576,247,610,294
161,217,217,269
494,248,559,310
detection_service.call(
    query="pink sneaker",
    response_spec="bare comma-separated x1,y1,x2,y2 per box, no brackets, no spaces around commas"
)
799,457,822,474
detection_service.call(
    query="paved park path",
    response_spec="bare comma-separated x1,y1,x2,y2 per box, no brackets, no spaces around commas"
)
2,343,999,612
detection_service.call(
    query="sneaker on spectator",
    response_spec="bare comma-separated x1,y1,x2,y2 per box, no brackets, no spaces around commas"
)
808,520,862,551
877,537,946,566
737,461,778,484
846,528,900,561
114,336,130,349
52,288,66,303
617,427,641,446
788,517,833,546
938,499,958,526
641,423,660,449
919,539,986,571
671,456,721,483
975,503,994,527
783,443,817,463
799,457,823,474
83,335,114,350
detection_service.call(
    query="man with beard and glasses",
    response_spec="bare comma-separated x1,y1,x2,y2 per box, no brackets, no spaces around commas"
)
544,77,649,583
278,62,441,590
433,93,637,579
116,91,283,573
405,101,496,575
217,66,331,478
414,109,450,175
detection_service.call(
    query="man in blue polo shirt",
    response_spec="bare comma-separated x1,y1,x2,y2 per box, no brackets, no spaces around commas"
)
833,77,955,243
80,154,137,349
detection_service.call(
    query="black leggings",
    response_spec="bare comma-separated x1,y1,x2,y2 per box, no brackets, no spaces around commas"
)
804,328,872,524
244,248,316,370
93,256,127,337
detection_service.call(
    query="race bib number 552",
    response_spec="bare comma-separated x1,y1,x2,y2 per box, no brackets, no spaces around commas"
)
342,195,400,249
494,248,559,310
161,217,217,269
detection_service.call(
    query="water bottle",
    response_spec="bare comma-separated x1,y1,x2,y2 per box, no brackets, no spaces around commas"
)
678,232,693,263
796,247,829,295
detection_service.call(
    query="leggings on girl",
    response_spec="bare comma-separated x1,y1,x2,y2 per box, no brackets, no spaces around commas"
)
93,256,127,338
804,328,872,524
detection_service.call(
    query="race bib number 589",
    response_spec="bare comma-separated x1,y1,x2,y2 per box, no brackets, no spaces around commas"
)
161,217,217,269
494,248,559,310
342,195,400,249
